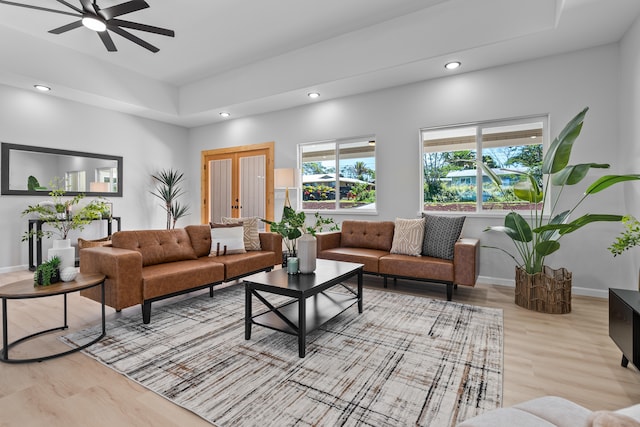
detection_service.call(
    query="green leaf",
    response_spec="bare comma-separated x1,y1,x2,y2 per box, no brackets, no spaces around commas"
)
478,163,502,186
536,214,623,235
585,175,640,194
542,107,588,174
513,180,543,202
504,212,533,242
551,163,610,186
535,240,560,256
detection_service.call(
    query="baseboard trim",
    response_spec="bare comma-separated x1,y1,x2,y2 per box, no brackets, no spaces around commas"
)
477,275,608,299
0,265,29,275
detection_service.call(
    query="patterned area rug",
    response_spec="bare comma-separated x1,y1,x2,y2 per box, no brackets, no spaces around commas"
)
62,284,503,427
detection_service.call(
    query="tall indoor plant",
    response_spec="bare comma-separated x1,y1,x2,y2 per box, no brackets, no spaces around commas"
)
483,107,640,312
151,168,191,229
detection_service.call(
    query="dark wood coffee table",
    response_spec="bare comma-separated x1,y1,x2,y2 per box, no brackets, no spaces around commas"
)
244,259,363,358
0,273,106,363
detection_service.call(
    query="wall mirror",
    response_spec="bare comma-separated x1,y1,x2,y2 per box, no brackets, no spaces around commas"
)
1,143,123,197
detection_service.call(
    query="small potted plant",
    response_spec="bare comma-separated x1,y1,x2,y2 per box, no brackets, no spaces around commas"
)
34,256,61,286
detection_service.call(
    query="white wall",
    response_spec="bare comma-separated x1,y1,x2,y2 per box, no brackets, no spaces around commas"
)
0,84,192,271
2,40,635,296
619,14,640,289
189,43,629,297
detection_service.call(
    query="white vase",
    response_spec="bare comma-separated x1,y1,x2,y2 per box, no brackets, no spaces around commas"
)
297,233,317,274
47,239,75,269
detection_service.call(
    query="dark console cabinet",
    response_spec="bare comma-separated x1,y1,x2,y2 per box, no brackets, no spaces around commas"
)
609,288,640,369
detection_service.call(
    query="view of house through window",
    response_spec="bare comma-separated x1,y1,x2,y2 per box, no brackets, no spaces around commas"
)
300,136,376,211
421,116,545,212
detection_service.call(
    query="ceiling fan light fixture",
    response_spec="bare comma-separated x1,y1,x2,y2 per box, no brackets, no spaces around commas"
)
82,15,107,32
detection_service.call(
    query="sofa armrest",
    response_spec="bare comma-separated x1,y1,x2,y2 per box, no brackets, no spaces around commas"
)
453,238,479,287
316,231,342,252
79,246,143,310
259,232,283,266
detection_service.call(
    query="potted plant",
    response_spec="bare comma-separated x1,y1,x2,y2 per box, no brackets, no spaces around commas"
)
151,168,191,229
482,107,640,313
21,178,108,268
34,256,61,286
262,207,339,267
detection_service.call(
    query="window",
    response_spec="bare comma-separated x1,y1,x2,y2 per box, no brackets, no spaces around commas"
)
300,136,376,211
421,116,546,212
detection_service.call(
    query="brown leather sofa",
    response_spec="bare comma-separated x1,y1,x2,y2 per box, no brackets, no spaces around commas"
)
79,224,282,323
316,220,478,300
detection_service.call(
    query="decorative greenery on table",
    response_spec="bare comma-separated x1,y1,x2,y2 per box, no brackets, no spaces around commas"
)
151,168,191,229
34,256,61,286
262,207,339,256
21,178,109,241
483,107,640,274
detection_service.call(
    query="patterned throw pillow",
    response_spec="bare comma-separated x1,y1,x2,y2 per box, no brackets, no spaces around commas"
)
222,216,261,251
209,223,246,256
390,218,425,257
421,214,466,260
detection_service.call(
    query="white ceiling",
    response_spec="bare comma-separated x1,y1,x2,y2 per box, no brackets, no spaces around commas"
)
0,0,639,128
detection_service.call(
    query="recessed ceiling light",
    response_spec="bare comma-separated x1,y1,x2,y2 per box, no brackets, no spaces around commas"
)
219,112,230,118
444,61,461,70
34,84,51,92
308,92,320,99
82,15,107,32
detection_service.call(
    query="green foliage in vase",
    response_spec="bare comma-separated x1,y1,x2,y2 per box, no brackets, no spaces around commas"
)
483,107,640,274
34,256,61,286
21,178,108,241
262,208,339,255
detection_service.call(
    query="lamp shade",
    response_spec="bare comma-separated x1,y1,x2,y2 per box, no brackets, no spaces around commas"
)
274,168,297,189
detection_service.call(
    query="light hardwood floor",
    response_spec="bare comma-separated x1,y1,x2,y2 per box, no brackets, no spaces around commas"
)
0,269,639,426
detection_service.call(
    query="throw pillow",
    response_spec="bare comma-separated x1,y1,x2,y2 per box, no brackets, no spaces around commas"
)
390,218,425,257
209,223,246,256
221,216,261,251
421,214,466,260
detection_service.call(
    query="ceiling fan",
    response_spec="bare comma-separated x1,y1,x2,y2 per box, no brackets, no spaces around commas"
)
0,0,174,52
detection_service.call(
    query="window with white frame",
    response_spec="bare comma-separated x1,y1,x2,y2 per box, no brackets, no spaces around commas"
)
299,136,376,211
420,115,546,212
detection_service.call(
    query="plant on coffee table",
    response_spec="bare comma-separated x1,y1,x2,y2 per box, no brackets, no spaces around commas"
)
34,256,61,286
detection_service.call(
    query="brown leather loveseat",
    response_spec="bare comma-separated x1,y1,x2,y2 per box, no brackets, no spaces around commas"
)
79,224,282,323
316,220,478,300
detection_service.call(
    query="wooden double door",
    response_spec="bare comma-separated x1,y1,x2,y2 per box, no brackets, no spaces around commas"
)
200,142,274,225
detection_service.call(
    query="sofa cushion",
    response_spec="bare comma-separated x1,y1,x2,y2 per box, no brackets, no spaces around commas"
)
222,216,262,251
422,214,465,260
142,258,225,300
185,224,212,257
341,220,395,251
380,253,453,281
211,251,276,279
111,229,198,267
210,223,246,256
319,247,388,274
390,218,425,256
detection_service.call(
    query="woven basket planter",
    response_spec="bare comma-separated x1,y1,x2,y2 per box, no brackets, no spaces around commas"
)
514,266,572,314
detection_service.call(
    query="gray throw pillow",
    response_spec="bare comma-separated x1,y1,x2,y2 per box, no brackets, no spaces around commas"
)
422,214,466,260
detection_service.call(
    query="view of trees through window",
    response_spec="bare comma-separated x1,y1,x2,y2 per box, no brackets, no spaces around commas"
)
300,137,376,211
421,117,545,212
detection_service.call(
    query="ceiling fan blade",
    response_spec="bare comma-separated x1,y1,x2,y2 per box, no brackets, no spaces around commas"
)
109,18,174,37
98,30,117,52
99,0,148,20
55,0,82,14
0,0,80,17
48,20,83,34
79,0,96,13
108,25,158,52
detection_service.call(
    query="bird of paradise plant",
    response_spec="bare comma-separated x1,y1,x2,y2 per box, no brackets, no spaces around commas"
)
482,107,640,274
